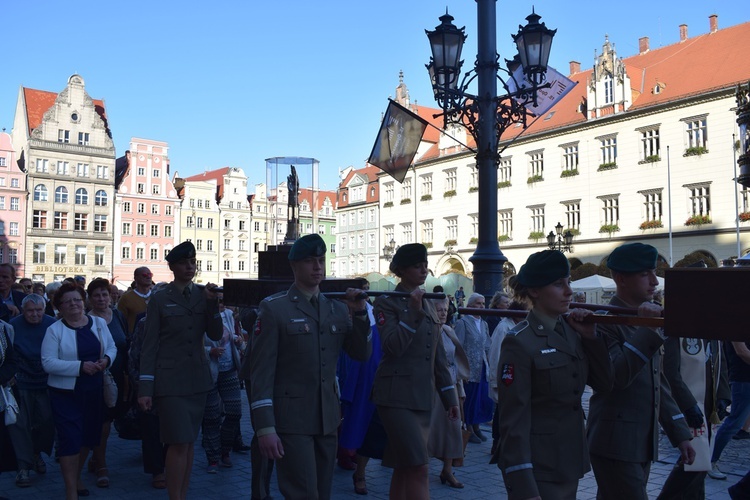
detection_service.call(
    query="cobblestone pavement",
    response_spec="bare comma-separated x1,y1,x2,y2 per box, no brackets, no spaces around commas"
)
1,389,747,499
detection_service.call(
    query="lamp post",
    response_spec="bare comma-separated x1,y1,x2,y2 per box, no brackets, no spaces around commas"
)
426,2,555,297
382,238,398,261
546,222,574,253
736,81,750,188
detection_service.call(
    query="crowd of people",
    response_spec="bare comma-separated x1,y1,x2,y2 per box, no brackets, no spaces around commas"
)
2,238,750,500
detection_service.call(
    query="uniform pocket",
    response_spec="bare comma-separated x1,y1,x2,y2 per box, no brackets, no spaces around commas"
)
532,352,572,394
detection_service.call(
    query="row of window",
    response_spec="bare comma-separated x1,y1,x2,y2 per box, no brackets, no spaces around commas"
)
381,117,709,201
57,130,90,146
339,208,377,227
122,202,174,216
121,244,248,273
384,184,718,244
122,223,173,238
32,243,105,266
121,246,168,262
35,159,109,179
33,185,108,205
0,196,21,211
338,231,377,252
0,176,20,188
31,211,108,232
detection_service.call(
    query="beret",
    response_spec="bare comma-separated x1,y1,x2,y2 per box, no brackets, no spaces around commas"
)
288,233,327,261
516,250,570,287
166,240,196,264
607,242,658,273
390,243,428,273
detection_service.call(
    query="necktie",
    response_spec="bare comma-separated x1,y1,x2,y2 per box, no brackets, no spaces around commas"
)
183,286,191,301
310,294,319,311
554,321,568,341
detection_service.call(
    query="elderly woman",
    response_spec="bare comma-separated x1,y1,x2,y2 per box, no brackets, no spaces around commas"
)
427,297,469,489
84,278,129,488
41,282,116,500
494,250,613,500
371,243,459,500
454,293,493,443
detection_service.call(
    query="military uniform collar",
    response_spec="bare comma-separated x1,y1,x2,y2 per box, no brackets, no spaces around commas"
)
531,308,558,333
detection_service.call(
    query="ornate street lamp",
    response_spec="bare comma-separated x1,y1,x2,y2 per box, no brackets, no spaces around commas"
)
382,238,398,261
736,81,750,187
546,222,574,253
425,1,555,297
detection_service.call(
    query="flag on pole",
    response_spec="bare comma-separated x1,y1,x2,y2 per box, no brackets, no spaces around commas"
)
506,65,577,117
368,99,428,183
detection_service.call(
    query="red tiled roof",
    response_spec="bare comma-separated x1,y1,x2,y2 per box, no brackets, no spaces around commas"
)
503,19,750,139
299,187,337,213
22,88,108,136
337,165,380,207
184,167,231,202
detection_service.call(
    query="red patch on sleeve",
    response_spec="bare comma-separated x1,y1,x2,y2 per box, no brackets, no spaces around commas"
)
501,363,514,386
253,319,261,336
377,312,386,326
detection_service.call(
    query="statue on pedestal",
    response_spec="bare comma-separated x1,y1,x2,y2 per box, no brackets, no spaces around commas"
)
284,166,299,243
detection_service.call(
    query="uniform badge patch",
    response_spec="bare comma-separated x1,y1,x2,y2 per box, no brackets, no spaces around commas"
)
501,363,514,386
253,319,261,336
377,312,386,326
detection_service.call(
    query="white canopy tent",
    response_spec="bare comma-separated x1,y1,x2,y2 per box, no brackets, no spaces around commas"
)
570,275,616,305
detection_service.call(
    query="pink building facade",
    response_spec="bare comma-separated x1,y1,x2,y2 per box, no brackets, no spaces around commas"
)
0,130,26,276
113,138,180,287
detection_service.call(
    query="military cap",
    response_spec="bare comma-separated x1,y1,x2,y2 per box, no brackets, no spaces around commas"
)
166,240,196,264
516,250,570,287
389,243,428,273
607,242,658,273
288,233,327,261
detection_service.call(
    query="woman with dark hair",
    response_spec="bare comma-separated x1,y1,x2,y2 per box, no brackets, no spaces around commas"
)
41,282,116,500
494,250,613,500
84,278,129,488
371,243,459,500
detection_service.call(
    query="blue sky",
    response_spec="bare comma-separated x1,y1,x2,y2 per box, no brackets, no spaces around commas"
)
2,0,747,192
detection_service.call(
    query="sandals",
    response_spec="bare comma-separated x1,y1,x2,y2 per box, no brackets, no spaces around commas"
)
352,473,368,495
95,467,110,488
152,473,167,489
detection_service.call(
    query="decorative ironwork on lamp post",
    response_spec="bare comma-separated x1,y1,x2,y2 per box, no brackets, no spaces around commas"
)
425,2,555,297
547,222,574,253
736,81,750,188
382,238,398,262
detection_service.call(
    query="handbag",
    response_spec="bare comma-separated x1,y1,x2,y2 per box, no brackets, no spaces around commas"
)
1,385,19,426
103,370,118,408
93,316,118,408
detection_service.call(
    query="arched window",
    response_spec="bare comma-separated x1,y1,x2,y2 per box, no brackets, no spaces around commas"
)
33,184,48,202
55,186,69,203
75,188,88,205
95,190,108,206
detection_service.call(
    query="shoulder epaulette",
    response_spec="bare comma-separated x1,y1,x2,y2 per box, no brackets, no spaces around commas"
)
264,290,288,303
506,320,529,337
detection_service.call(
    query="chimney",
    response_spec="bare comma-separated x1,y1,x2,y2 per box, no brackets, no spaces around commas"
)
639,37,650,54
679,24,688,41
569,61,581,75
709,14,718,33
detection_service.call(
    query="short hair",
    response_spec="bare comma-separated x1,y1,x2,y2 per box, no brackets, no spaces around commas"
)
134,267,151,279
46,281,63,294
21,293,46,309
52,282,86,309
433,285,445,293
0,263,16,279
466,293,485,308
86,278,111,297
489,291,511,309
19,277,32,285
33,282,46,294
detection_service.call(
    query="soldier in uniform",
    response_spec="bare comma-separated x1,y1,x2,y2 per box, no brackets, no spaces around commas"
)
248,233,371,500
371,243,459,500
137,241,223,500
493,250,613,500
587,242,695,500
